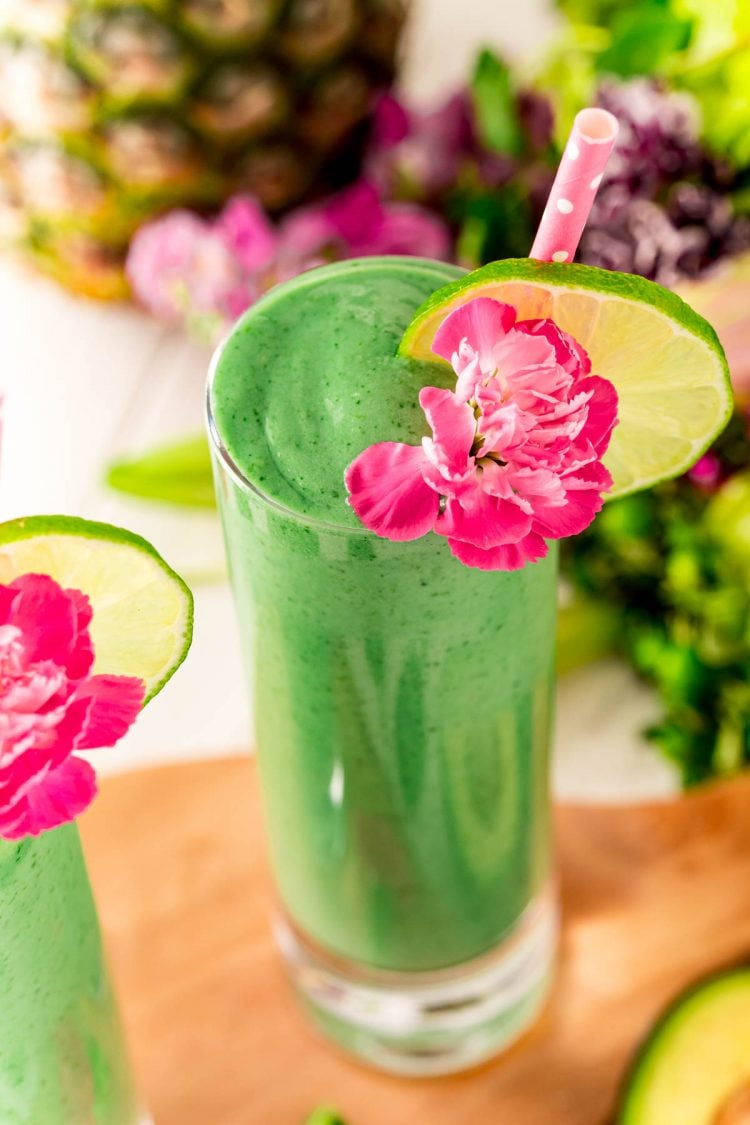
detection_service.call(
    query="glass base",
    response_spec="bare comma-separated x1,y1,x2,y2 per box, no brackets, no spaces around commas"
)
275,884,558,1077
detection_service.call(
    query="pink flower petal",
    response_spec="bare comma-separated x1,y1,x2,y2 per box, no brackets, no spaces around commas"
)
0,746,55,806
432,297,516,370
369,90,473,197
6,576,94,680
216,195,277,274
71,674,145,751
363,206,452,261
688,452,721,491
532,491,604,539
580,375,619,454
447,532,548,571
126,210,209,321
529,460,611,540
0,659,66,719
418,386,475,474
278,207,338,256
372,92,411,148
453,342,484,403
7,575,78,670
437,490,532,549
307,179,452,262
0,585,16,625
221,283,255,322
518,318,592,375
561,459,613,491
66,587,94,679
0,756,97,839
325,180,382,245
476,395,530,455
345,443,439,541
126,209,247,339
492,330,560,386
419,457,478,502
506,466,567,508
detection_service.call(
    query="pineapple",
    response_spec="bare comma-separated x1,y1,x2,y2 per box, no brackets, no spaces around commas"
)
0,0,407,297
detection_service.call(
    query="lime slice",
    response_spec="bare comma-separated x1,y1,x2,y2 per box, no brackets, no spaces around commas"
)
399,259,732,498
0,515,193,702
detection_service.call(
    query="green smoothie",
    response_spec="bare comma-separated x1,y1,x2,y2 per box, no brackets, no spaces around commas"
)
210,257,556,973
0,825,138,1124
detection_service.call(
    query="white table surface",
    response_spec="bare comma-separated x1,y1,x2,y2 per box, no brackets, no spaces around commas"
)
0,0,679,802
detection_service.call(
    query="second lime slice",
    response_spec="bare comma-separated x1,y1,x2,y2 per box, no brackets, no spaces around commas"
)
0,515,193,702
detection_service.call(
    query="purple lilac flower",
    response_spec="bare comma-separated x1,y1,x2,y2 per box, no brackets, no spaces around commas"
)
578,78,750,286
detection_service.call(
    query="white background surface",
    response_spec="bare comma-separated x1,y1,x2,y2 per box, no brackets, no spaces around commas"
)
0,0,679,801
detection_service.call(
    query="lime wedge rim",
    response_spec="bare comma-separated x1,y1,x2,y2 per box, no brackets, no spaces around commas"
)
0,514,194,703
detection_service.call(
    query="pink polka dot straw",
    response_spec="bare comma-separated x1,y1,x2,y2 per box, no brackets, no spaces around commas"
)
529,107,618,264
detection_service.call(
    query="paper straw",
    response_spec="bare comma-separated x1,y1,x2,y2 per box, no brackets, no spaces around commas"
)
529,107,619,264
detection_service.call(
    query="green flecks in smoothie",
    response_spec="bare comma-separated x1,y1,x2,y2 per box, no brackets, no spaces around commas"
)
211,258,557,971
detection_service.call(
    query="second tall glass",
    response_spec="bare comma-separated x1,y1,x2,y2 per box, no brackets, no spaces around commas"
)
0,824,144,1123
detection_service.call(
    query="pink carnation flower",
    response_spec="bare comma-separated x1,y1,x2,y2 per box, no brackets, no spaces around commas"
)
0,574,145,840
345,297,618,570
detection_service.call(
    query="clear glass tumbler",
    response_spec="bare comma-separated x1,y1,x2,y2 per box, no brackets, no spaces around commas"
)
207,257,559,1075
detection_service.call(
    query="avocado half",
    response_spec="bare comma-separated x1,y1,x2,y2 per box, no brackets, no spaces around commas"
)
619,967,750,1124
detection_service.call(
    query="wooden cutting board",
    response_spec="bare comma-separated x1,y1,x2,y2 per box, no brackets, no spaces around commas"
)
79,759,750,1125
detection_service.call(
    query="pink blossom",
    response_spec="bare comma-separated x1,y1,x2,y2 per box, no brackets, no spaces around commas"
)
0,574,145,839
345,297,618,570
215,195,278,275
371,92,411,150
688,452,722,492
276,207,340,273
278,180,452,267
368,92,473,198
126,209,254,341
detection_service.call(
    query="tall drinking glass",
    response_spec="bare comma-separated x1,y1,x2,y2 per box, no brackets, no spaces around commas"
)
208,257,558,1075
0,824,145,1123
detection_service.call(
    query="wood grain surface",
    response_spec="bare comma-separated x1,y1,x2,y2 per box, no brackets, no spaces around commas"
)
79,759,750,1125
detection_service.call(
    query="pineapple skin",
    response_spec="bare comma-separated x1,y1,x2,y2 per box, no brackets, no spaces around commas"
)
0,0,407,298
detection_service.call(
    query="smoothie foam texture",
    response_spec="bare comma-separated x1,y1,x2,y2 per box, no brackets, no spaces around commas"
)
210,257,463,526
